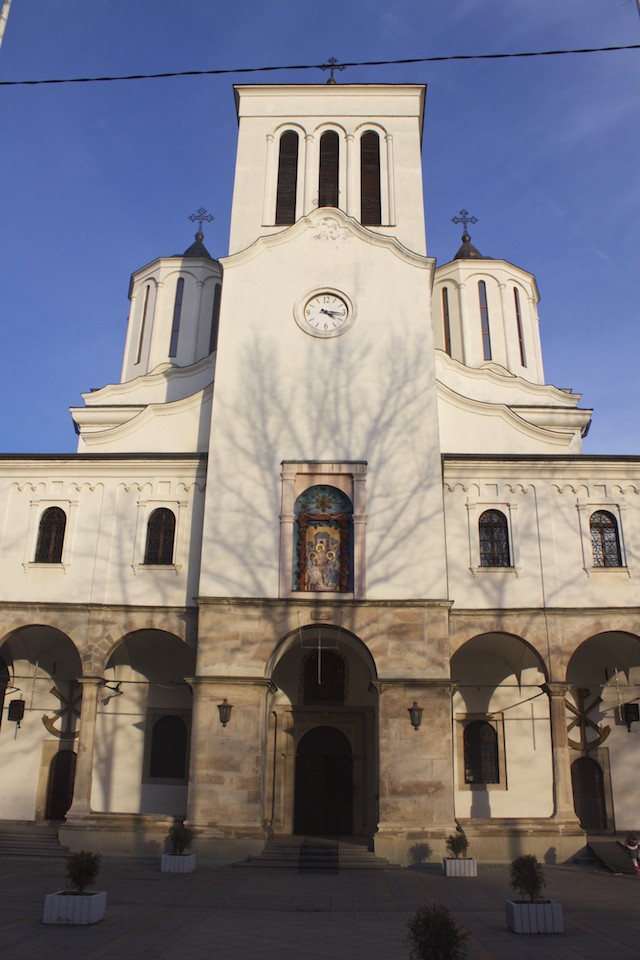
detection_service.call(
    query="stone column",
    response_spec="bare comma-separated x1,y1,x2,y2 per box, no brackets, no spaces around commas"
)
66,676,102,816
541,682,581,826
186,676,274,862
373,680,457,865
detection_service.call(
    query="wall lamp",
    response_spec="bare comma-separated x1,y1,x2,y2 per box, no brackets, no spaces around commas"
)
218,698,233,727
408,701,423,730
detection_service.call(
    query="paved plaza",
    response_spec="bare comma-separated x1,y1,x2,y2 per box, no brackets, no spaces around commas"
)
0,854,639,960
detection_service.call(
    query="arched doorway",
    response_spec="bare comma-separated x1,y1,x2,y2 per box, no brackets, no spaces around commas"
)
45,750,77,820
294,726,353,835
571,756,607,830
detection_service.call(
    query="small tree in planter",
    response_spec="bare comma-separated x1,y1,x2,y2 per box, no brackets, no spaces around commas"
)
406,903,468,960
506,854,563,934
443,832,477,877
43,851,107,925
161,822,196,873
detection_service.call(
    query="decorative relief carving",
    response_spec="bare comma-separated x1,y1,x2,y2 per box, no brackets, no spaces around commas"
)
311,217,352,242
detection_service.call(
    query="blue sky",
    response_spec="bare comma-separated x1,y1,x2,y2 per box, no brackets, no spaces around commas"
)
1,0,638,454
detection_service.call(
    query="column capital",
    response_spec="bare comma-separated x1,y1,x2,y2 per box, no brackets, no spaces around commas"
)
540,681,572,699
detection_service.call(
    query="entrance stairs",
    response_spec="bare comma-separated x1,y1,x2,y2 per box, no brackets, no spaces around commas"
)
239,835,398,871
0,822,68,860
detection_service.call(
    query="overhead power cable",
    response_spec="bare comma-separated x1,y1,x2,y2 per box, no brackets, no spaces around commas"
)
0,44,638,87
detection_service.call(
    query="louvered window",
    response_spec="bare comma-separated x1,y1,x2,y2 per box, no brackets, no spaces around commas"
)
318,131,339,208
275,130,298,225
360,131,381,225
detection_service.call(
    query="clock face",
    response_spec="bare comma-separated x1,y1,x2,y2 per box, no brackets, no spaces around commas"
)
295,289,355,338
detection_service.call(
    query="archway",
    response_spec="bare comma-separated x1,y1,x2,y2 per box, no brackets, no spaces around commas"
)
294,726,353,835
571,756,607,830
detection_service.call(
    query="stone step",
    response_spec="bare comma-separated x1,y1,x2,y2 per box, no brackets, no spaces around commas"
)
239,836,398,871
0,823,68,860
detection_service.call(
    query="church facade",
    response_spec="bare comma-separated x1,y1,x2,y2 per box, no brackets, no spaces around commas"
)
1,83,638,864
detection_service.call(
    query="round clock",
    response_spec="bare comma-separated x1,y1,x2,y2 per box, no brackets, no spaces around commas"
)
295,289,355,338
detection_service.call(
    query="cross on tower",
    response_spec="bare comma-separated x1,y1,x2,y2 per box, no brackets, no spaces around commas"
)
188,207,214,232
321,57,345,84
451,209,478,234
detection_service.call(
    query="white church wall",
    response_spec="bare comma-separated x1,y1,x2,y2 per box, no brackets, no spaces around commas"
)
199,211,447,600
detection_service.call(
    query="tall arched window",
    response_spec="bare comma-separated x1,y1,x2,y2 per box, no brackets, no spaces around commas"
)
478,280,492,360
360,130,381,225
275,130,299,225
303,650,346,704
135,284,151,365
590,510,622,567
168,277,184,358
318,131,339,208
464,720,499,784
144,508,176,565
479,509,511,567
513,287,527,367
209,282,222,354
442,287,452,356
294,485,353,591
35,507,66,563
149,715,188,779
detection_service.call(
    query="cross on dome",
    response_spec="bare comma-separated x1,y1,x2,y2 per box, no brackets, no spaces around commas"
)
188,207,214,234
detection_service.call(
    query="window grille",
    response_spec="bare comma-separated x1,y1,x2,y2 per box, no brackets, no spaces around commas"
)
464,720,499,784
590,510,622,567
144,508,176,565
35,507,66,563
479,509,511,567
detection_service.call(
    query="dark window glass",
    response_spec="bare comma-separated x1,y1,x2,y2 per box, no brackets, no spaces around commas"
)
514,287,527,367
144,508,176,565
149,715,188,779
442,287,452,356
35,507,66,563
478,281,492,361
169,277,184,358
209,283,222,354
303,650,346,704
136,284,151,365
360,131,381,225
479,509,511,567
590,510,622,567
275,130,299,225
464,720,499,784
318,131,339,208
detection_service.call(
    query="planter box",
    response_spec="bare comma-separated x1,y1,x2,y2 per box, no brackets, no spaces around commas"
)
443,857,477,877
505,899,563,934
43,891,107,925
161,853,196,874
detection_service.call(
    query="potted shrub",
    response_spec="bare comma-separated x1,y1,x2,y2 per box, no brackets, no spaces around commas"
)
43,851,107,925
406,903,468,960
161,822,196,873
443,832,477,877
506,854,563,934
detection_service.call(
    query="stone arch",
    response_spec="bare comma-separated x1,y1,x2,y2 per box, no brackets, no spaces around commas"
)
451,631,552,820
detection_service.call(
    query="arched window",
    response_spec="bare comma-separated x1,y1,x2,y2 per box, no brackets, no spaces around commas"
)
464,720,499,784
209,282,222,354
294,485,353,592
318,131,339,208
303,650,346,704
442,287,452,356
135,284,151,365
590,510,622,567
479,509,511,567
275,130,299,225
360,131,381,225
513,287,527,367
478,280,492,361
144,508,176,565
168,277,184,358
149,715,188,779
35,507,66,563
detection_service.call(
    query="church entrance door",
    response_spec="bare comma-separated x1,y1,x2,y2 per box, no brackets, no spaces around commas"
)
294,726,353,835
45,749,76,820
571,756,607,830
